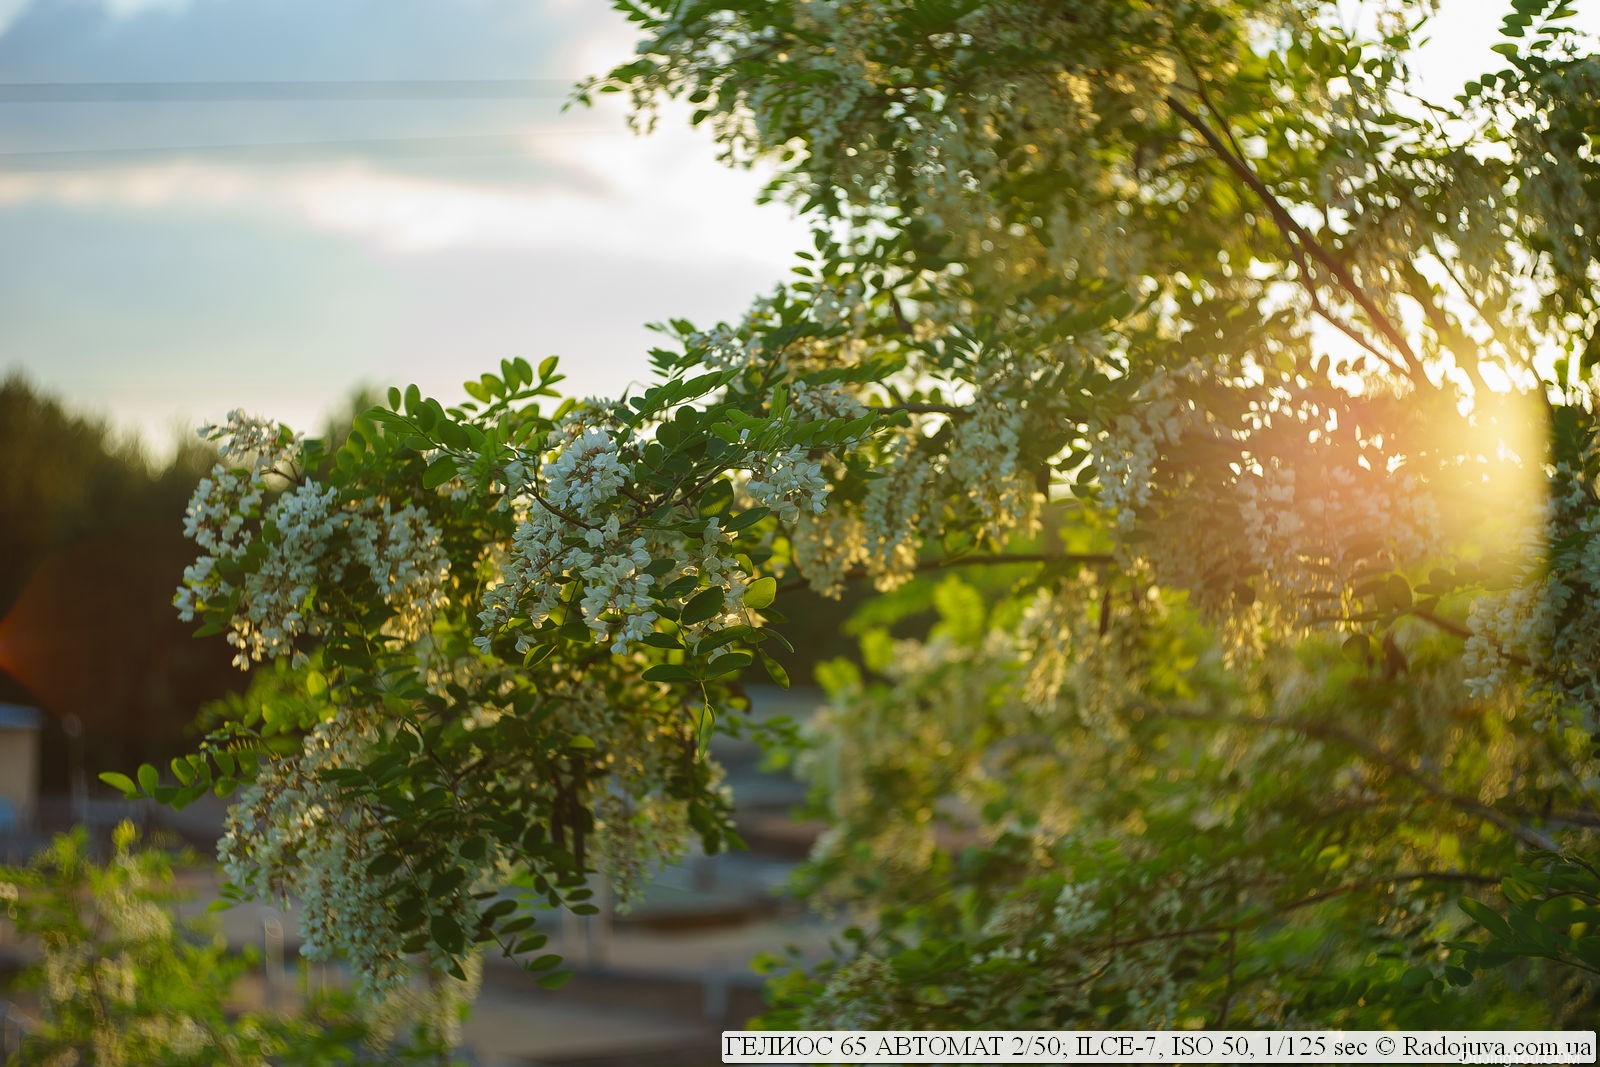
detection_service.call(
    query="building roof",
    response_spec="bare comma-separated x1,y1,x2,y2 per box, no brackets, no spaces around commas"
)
0,703,43,730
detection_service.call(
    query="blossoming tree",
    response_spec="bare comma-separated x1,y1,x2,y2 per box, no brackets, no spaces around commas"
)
109,0,1599,1034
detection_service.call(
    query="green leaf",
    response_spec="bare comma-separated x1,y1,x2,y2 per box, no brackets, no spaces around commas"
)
482,899,518,922
744,576,777,610
423,454,458,489
1460,897,1513,940
757,648,791,688
137,764,159,795
724,507,772,533
642,663,695,682
432,914,466,955
706,650,753,676
537,969,574,989
695,626,748,654
660,574,700,599
100,771,138,797
367,853,405,878
681,587,725,625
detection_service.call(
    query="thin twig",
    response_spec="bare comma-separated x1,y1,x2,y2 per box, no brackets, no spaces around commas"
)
1138,702,1560,852
1166,93,1428,388
776,552,1115,595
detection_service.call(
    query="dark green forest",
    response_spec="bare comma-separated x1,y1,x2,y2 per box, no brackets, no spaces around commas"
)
0,376,242,786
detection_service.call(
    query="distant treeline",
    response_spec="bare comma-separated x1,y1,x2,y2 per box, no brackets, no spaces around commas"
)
0,375,244,787
0,375,865,791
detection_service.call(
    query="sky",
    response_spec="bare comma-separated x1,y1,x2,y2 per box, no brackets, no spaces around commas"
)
0,0,808,457
0,0,1594,459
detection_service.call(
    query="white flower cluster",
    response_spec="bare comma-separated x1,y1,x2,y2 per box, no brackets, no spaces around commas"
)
522,671,714,907
856,431,938,587
791,378,868,422
544,428,631,513
743,445,829,524
1091,366,1200,529
175,412,451,667
479,424,664,656
690,322,763,372
483,403,836,656
798,956,896,1029
789,359,1045,597
347,501,451,643
1230,438,1443,629
947,352,1047,542
789,508,873,598
810,280,871,333
231,479,342,667
368,951,483,1052
180,410,295,557
1013,571,1169,739
219,714,484,1001
1463,466,1600,730
1088,369,1463,636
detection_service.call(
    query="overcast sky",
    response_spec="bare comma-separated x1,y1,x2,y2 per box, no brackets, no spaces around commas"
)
0,0,1593,458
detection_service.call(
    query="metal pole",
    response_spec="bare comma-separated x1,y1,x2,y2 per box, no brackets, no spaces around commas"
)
63,713,87,830
263,911,285,1011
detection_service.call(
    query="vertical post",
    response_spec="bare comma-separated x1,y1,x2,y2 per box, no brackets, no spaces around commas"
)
263,911,285,1011
704,960,728,1024
64,713,87,830
561,904,583,965
588,877,612,968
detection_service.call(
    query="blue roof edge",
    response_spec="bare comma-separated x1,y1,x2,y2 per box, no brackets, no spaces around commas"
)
0,703,44,729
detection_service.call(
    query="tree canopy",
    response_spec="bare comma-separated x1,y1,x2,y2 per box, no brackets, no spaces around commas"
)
103,0,1600,1039
0,376,243,767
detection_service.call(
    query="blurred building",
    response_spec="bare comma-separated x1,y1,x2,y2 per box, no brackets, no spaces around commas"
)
0,703,41,834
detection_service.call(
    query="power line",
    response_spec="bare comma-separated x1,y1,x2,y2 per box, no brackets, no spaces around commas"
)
0,132,573,172
0,79,579,103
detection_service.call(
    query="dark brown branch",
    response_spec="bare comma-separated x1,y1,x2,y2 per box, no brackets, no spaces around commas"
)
1081,869,1496,956
888,291,915,337
869,403,964,416
777,552,1114,595
1165,93,1429,388
1408,607,1531,668
528,483,603,531
1500,805,1600,831
1407,607,1472,640
1139,702,1560,852
1395,257,1491,395
1427,234,1560,424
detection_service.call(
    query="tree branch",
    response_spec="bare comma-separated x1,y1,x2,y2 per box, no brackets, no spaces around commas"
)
1138,702,1560,852
1165,93,1429,388
869,403,965,416
778,551,1114,595
1081,869,1496,957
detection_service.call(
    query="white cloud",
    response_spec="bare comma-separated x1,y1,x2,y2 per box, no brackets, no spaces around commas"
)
0,108,805,266
98,0,189,15
1,0,194,37
0,0,33,35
